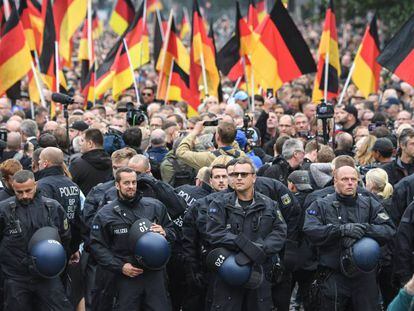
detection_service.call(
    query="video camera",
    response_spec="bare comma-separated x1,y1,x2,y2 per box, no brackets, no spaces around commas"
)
118,102,146,126
316,101,334,120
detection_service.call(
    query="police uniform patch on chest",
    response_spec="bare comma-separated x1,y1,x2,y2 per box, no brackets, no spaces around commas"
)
113,227,128,235
63,218,69,230
281,194,291,206
378,212,389,220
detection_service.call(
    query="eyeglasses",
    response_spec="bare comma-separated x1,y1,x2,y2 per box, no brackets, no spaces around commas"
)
142,92,152,97
229,172,254,178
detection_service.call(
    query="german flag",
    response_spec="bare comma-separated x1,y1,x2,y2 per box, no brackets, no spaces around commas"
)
167,61,190,102
351,15,381,98
189,0,220,105
256,0,266,22
147,0,163,14
152,10,166,70
251,0,315,91
53,0,87,66
18,0,36,51
209,22,223,102
81,62,95,107
0,2,32,97
78,15,95,105
92,11,103,38
28,66,40,104
0,1,5,34
377,14,414,87
180,9,190,40
27,0,43,52
247,0,259,30
312,0,340,102
109,0,135,36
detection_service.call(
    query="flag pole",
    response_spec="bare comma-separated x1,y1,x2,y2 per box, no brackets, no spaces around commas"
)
337,62,355,106
156,9,165,39
250,54,255,112
156,10,173,99
30,61,46,108
197,36,209,97
87,0,93,62
323,50,330,103
165,61,174,104
123,38,141,106
139,0,147,74
55,41,60,92
230,76,243,98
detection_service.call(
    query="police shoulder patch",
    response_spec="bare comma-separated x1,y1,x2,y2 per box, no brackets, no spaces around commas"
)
63,218,69,230
281,194,291,206
378,212,389,220
307,209,317,216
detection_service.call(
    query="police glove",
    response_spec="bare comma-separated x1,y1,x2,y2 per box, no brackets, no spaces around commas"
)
234,233,266,264
339,223,367,239
341,237,357,249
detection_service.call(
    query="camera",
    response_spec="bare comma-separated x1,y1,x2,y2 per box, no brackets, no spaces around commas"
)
316,101,334,119
118,102,146,126
203,120,219,126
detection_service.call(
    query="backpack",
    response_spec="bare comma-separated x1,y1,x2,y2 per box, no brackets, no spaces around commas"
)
103,130,125,155
212,148,241,158
169,158,196,188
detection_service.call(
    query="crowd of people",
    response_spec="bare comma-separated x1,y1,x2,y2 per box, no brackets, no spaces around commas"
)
1,4,414,311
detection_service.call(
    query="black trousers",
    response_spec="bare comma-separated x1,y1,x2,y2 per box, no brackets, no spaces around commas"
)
206,274,273,311
318,271,379,311
116,270,171,311
272,270,292,311
3,277,72,311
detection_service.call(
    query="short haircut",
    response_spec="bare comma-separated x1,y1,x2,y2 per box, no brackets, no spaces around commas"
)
305,139,319,153
226,158,239,169
84,128,104,147
53,126,69,149
333,155,356,169
317,145,335,163
0,159,22,180
282,139,304,160
123,127,142,148
40,147,64,166
129,154,150,171
210,164,227,177
254,95,264,104
12,170,35,183
115,167,136,183
399,128,414,146
20,119,38,137
38,133,58,148
111,147,137,163
274,136,290,154
217,121,237,144
335,132,353,151
234,157,256,173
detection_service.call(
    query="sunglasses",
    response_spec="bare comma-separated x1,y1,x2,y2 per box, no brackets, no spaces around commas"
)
229,172,254,178
142,92,152,96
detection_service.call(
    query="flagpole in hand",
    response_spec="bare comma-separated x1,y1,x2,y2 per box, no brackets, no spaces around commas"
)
337,62,356,106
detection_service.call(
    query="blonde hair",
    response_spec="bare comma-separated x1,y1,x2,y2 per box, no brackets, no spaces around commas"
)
355,135,377,166
365,168,393,199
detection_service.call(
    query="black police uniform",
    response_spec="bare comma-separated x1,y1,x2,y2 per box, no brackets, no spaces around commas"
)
0,187,13,202
391,174,414,226
0,193,72,311
90,194,176,311
303,192,395,311
175,183,213,208
206,191,287,311
37,166,82,253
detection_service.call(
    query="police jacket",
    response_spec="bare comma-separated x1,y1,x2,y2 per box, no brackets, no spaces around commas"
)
175,183,213,209
303,192,395,271
394,201,414,285
82,179,115,249
391,174,414,226
255,176,301,240
37,165,82,253
182,191,224,269
90,194,175,274
0,186,14,202
206,191,287,258
0,193,71,280
381,157,414,186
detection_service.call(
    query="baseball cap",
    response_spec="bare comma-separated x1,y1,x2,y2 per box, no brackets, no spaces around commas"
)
344,105,358,120
234,91,248,101
288,170,313,191
384,97,400,109
372,138,394,153
70,121,89,132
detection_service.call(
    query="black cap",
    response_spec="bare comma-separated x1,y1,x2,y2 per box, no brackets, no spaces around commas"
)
287,170,313,191
384,97,400,109
372,137,394,153
69,121,89,131
344,105,358,120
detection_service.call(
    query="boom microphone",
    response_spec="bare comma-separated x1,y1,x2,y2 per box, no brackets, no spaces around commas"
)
51,93,74,105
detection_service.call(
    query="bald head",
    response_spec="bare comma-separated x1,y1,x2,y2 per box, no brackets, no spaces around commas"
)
7,132,21,151
39,147,64,169
6,119,21,132
128,155,151,175
43,121,59,133
334,165,359,197
150,129,166,147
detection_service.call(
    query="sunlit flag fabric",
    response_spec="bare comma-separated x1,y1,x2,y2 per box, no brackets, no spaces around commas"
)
146,0,163,14
351,15,381,98
256,0,266,22
312,0,340,102
377,13,414,87
27,0,43,52
247,0,259,30
180,10,190,40
53,0,87,66
109,0,135,36
0,2,32,96
251,0,316,91
167,61,191,102
18,0,36,51
152,10,166,70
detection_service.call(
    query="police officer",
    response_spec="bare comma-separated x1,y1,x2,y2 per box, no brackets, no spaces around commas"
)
90,167,175,311
182,163,230,310
37,147,82,255
206,157,287,310
0,170,72,311
303,166,395,310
